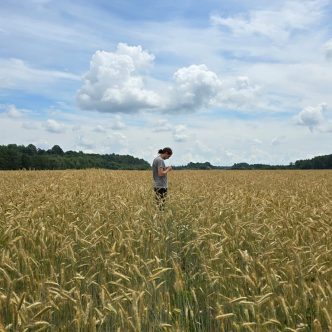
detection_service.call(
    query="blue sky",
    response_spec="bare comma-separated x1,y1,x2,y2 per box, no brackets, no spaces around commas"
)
1,0,332,165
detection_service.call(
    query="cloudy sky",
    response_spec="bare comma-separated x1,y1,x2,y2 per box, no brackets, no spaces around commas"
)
1,0,332,166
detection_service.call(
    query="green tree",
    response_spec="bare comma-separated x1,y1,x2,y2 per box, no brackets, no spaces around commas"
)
49,145,64,155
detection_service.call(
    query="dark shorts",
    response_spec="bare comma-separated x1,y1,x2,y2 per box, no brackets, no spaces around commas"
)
154,188,167,210
154,187,167,199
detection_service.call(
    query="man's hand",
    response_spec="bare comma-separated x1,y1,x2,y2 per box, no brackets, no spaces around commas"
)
158,166,172,176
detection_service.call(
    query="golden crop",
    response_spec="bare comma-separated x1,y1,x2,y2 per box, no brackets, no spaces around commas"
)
0,169,331,331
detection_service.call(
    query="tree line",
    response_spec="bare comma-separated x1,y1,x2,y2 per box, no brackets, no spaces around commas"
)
0,144,331,170
0,144,150,170
174,156,332,170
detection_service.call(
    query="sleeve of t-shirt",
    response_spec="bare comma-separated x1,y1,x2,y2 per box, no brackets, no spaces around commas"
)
157,158,165,170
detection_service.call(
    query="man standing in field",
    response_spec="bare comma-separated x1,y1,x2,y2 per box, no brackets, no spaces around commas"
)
152,147,173,210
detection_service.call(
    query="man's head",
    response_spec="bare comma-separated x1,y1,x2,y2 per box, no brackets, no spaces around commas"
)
158,147,172,160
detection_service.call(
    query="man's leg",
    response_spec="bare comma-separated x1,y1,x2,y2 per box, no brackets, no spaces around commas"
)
154,188,167,210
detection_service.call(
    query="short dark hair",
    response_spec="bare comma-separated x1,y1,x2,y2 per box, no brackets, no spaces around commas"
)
158,147,172,155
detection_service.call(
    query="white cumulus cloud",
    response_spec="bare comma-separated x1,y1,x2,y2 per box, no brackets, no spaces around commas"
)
167,64,223,112
295,103,327,131
44,119,66,133
77,44,266,114
77,43,160,113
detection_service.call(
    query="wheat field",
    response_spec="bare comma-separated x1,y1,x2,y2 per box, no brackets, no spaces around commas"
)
0,169,331,332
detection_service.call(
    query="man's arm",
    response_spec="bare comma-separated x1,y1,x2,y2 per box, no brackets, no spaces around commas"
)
158,166,172,177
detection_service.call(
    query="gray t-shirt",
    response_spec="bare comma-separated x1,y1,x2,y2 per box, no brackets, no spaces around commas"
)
152,156,167,188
